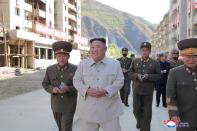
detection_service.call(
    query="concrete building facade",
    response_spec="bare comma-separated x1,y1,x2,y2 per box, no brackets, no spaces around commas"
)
169,0,187,49
151,0,197,54
151,13,170,57
0,0,84,68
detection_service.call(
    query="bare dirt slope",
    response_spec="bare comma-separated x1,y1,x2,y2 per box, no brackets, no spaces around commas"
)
0,70,45,101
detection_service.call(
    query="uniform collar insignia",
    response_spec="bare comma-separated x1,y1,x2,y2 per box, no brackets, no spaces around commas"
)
185,66,197,75
57,64,68,71
141,57,150,62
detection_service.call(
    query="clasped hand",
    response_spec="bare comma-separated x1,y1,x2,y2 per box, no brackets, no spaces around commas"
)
87,87,107,98
137,74,149,82
52,85,69,94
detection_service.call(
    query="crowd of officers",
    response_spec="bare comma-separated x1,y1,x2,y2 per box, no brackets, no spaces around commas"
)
42,38,197,131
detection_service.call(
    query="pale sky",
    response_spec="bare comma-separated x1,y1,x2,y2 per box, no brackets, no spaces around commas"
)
96,0,169,24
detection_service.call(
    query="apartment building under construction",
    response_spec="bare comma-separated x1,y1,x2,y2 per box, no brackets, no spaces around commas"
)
0,0,88,68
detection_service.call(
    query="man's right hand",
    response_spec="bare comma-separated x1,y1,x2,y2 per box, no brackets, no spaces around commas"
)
52,87,61,94
87,87,107,98
137,74,143,82
87,88,98,97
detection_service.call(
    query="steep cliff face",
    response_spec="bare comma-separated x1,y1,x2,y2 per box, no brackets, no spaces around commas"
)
81,0,156,53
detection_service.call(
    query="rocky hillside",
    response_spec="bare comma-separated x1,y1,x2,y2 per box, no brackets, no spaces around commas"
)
81,0,156,54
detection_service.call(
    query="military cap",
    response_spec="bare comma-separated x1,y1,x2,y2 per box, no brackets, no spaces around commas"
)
130,53,135,57
52,41,72,55
90,37,106,45
122,48,128,51
158,52,165,57
177,38,197,56
171,49,179,54
140,42,151,49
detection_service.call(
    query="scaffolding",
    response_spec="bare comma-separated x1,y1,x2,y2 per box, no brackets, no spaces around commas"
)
0,12,34,68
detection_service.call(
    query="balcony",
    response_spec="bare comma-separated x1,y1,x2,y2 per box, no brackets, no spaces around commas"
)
24,2,32,12
68,3,77,12
68,13,77,21
40,0,46,3
39,9,46,18
68,24,77,32
68,35,72,40
9,30,38,41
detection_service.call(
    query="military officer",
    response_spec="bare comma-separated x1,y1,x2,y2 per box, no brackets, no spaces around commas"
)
117,47,132,107
166,38,197,131
128,42,161,131
42,41,77,131
130,53,136,61
156,53,171,107
168,49,184,68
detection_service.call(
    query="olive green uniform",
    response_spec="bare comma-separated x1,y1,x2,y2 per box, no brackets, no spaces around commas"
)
42,63,77,131
117,56,132,106
166,66,197,131
129,58,161,131
168,59,183,69
166,38,197,131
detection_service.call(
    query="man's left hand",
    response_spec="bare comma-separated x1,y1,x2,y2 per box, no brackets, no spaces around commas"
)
59,85,70,94
142,74,149,80
95,88,107,98
87,88,107,98
122,68,128,73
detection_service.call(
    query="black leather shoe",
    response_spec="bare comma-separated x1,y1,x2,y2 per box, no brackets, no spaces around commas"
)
136,123,140,129
163,104,167,108
125,103,129,107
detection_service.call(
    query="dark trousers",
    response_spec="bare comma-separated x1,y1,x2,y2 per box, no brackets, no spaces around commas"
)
177,127,197,131
53,112,74,131
120,79,131,105
156,84,166,106
133,94,153,131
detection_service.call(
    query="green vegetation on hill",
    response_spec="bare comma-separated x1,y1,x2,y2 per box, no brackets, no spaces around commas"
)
108,43,121,58
82,0,127,33
81,0,155,53
108,43,135,59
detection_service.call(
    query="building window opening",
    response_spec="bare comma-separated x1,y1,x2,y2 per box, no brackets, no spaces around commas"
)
35,47,39,59
39,1,46,12
16,26,20,30
25,11,32,20
15,7,20,16
48,49,52,59
40,48,46,59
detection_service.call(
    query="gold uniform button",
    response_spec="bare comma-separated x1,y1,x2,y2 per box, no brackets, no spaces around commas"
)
196,87,197,90
194,78,197,82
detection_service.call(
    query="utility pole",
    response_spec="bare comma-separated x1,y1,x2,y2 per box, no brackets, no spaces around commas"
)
1,12,7,66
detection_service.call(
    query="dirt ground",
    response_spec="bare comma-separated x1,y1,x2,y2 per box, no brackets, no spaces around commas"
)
0,69,46,101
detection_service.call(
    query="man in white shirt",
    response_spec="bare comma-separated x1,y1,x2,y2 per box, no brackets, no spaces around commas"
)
73,37,124,131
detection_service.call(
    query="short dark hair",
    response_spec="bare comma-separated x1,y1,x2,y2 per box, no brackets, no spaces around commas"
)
171,49,179,54
122,48,128,51
90,38,106,44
